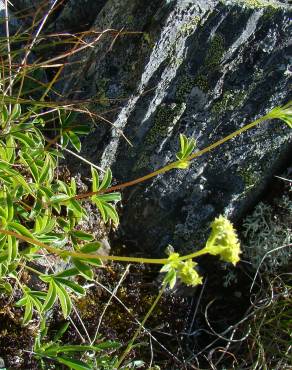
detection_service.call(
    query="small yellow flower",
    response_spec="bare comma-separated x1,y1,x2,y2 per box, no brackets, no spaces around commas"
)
166,252,181,269
177,259,203,286
205,215,241,265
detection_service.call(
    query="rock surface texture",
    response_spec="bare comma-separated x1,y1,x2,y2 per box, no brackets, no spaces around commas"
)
14,0,292,254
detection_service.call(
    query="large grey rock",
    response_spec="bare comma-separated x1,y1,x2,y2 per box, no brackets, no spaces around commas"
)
0,1,20,35
60,0,292,254
10,1,107,31
52,0,107,32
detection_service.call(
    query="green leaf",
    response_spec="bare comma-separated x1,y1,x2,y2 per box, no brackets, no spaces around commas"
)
73,125,91,135
55,277,85,295
55,268,79,278
8,222,34,239
56,282,72,318
53,321,70,342
174,160,189,169
5,190,14,222
7,235,18,263
42,280,57,312
23,299,33,325
92,198,119,224
1,104,9,125
80,242,102,254
96,193,121,202
99,169,112,190
102,202,119,224
91,167,99,192
20,152,40,182
68,199,86,218
11,104,21,120
72,258,93,280
0,280,12,294
50,194,70,203
57,357,91,370
71,230,94,241
176,134,195,163
13,132,36,148
39,155,53,184
68,131,81,152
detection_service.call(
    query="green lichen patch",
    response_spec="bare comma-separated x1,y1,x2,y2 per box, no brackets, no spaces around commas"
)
212,90,247,117
239,166,260,189
234,0,282,9
179,15,201,36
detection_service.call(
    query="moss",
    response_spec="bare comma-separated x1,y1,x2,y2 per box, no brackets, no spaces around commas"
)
194,74,209,92
134,151,150,171
193,33,225,92
175,75,195,103
205,33,225,70
134,103,184,170
145,103,184,146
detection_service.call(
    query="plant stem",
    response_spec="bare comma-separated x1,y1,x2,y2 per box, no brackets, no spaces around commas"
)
71,115,268,202
115,283,167,369
0,229,168,265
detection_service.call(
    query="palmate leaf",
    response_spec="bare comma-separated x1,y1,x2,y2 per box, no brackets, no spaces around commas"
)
0,163,31,191
71,258,93,280
35,339,120,370
41,275,85,318
55,282,72,319
42,279,57,312
174,134,196,169
33,211,56,235
92,197,119,224
16,288,46,325
20,151,40,183
91,167,121,224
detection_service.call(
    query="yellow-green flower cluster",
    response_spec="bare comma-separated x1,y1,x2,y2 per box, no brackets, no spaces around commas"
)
161,253,202,288
177,259,203,286
205,215,241,265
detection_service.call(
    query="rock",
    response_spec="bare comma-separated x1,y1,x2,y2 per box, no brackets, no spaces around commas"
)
39,1,292,254
0,1,20,36
51,0,108,33
8,0,50,26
